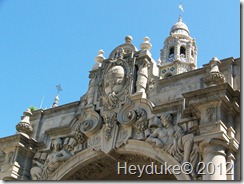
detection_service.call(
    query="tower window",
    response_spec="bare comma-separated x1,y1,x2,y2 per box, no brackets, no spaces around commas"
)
169,46,174,61
191,50,194,57
169,47,174,55
180,46,186,58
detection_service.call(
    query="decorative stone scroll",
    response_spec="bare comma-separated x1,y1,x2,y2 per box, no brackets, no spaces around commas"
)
75,110,102,138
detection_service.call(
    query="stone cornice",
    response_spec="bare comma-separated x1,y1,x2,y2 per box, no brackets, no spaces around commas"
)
158,67,205,85
152,98,184,113
0,133,37,151
182,83,240,107
32,101,80,118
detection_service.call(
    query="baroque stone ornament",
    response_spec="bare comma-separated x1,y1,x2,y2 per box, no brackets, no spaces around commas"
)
75,123,87,144
136,59,149,98
204,57,226,86
134,109,148,140
146,113,199,178
87,72,97,105
75,109,102,138
16,109,33,137
103,112,117,141
101,112,119,153
30,137,77,180
140,36,152,51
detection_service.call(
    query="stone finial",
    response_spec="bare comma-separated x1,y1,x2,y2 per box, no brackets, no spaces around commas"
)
157,58,162,65
93,49,105,70
204,57,226,86
94,49,105,63
52,95,59,107
125,35,133,43
140,36,152,50
16,109,33,137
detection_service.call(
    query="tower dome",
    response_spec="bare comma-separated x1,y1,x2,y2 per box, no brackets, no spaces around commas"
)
170,17,190,36
159,16,198,79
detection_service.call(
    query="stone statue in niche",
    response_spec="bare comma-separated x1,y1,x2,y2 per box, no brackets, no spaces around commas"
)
104,65,125,109
146,113,198,174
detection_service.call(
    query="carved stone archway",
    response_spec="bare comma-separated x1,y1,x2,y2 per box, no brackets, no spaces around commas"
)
49,140,191,180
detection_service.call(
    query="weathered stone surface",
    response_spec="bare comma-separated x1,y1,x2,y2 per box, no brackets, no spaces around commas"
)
0,22,240,181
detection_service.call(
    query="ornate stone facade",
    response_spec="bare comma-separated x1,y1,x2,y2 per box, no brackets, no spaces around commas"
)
0,19,240,180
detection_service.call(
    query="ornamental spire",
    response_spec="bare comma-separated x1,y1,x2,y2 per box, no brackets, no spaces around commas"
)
179,2,184,19
52,85,62,108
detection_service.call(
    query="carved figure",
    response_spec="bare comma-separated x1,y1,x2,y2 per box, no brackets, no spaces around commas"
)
41,138,72,179
104,65,125,109
30,159,44,180
146,114,198,167
30,152,47,180
104,66,125,95
114,47,124,59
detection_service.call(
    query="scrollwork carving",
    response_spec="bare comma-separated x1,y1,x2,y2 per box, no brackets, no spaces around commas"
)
76,111,102,138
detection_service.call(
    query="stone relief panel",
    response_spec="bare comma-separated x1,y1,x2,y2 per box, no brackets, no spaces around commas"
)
146,113,199,178
96,52,134,112
30,137,79,180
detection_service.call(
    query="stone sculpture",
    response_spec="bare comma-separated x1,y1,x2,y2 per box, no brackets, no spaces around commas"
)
146,113,198,173
31,138,73,180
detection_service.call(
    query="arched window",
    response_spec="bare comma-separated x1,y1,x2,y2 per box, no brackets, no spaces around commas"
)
169,47,174,55
180,46,186,57
169,46,174,61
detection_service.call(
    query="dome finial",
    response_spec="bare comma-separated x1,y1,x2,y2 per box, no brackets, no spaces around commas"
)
52,85,62,108
179,2,184,18
178,15,182,22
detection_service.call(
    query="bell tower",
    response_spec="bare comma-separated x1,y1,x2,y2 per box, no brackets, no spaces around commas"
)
158,16,197,79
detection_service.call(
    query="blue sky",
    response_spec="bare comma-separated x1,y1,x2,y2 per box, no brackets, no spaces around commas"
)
0,0,240,138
